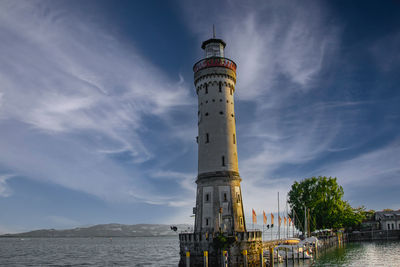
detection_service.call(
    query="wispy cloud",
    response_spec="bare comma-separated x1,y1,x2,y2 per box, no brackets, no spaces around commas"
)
370,31,400,73
318,140,400,187
182,0,339,100
0,174,14,197
0,1,194,207
46,215,80,228
181,0,400,215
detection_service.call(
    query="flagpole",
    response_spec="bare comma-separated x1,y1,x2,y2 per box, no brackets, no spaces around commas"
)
271,214,273,241
286,199,288,239
292,209,295,237
304,205,307,238
270,212,274,241
278,192,280,240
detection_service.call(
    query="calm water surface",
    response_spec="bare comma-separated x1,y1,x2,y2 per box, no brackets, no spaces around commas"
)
0,236,180,266
1,237,400,266
312,241,400,267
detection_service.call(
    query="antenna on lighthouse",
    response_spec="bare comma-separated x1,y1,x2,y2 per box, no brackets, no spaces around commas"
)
213,24,216,38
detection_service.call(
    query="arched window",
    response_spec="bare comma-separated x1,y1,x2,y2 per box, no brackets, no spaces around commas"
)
222,156,225,166
219,81,222,92
205,84,208,94
206,133,209,143
233,134,236,144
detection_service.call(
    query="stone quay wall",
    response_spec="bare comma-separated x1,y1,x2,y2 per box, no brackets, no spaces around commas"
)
348,229,400,241
179,231,264,266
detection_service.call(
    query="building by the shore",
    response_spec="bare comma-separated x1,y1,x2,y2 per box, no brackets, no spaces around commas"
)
375,210,400,230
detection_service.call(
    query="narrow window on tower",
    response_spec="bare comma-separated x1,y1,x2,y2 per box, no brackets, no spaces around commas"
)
205,193,210,202
196,136,198,143
230,88,233,95
222,156,225,166
206,133,209,143
223,193,227,202
206,218,209,226
233,134,236,144
240,217,243,226
237,193,241,203
205,84,208,94
219,82,222,92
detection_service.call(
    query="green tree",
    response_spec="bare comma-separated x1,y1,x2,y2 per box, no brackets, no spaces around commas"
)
288,176,366,232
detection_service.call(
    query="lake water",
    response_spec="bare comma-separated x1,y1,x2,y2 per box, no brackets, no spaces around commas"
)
0,236,180,266
1,237,399,266
312,241,400,267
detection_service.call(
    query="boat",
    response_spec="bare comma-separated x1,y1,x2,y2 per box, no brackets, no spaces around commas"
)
272,244,313,259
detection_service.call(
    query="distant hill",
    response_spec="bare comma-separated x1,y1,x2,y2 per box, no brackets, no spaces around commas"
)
0,224,192,238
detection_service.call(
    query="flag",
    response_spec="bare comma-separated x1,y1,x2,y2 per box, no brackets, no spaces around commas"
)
279,216,281,226
284,217,287,226
263,211,267,224
289,217,292,225
271,213,274,225
252,209,257,224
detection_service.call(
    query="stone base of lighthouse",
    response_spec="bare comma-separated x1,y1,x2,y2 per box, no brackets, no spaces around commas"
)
178,231,263,266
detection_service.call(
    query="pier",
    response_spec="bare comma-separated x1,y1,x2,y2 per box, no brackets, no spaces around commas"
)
180,231,348,266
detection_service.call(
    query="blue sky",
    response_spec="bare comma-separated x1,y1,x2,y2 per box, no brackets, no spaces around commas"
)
0,0,399,233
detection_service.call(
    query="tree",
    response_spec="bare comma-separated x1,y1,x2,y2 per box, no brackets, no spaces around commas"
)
288,176,366,232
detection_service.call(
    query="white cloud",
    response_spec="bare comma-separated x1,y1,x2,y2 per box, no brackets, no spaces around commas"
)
0,1,195,206
179,0,399,218
370,31,400,72
46,215,80,228
0,224,26,235
150,170,196,193
181,0,339,100
317,141,400,187
181,0,343,188
0,174,14,197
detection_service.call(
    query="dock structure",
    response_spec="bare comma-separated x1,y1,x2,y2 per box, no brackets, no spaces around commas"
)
179,33,263,266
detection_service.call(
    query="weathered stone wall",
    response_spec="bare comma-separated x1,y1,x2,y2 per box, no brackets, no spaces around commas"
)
349,229,400,241
179,231,264,267
194,173,246,234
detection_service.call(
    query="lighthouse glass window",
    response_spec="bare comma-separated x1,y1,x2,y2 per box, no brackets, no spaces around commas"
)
206,43,223,58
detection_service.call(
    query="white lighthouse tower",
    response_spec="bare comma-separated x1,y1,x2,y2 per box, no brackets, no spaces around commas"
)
193,35,246,235
179,32,263,267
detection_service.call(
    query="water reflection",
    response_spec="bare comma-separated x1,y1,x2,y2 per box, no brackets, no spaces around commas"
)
273,241,400,267
314,241,400,267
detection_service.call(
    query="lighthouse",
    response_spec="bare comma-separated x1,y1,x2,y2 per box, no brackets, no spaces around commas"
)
179,33,262,266
193,36,246,235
